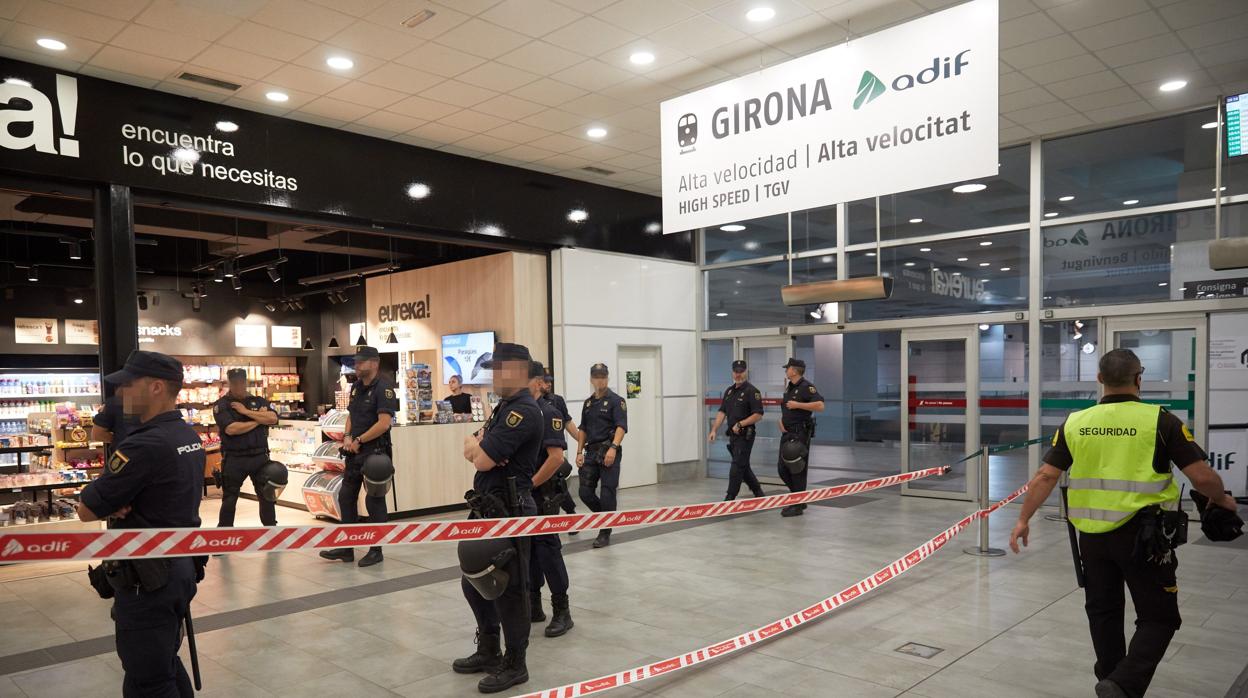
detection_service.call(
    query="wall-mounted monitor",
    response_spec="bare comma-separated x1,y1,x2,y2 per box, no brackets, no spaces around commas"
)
1227,93,1245,158
441,331,495,385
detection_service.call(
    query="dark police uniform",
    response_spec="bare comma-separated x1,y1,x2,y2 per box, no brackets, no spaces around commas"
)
578,380,627,535
79,352,203,698
464,388,543,658
1044,395,1205,697
214,387,278,527
340,371,399,526
530,394,570,601
720,379,765,500
448,392,474,415
545,389,577,516
94,395,138,455
778,366,823,496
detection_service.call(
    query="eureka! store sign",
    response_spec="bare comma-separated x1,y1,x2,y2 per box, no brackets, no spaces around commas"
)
659,0,998,234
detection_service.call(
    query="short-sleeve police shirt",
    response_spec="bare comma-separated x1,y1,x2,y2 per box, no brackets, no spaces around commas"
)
539,395,568,451
80,411,204,529
548,393,573,423
349,375,399,438
720,381,764,425
214,394,277,453
781,378,823,429
580,389,628,443
477,391,544,492
1044,395,1207,474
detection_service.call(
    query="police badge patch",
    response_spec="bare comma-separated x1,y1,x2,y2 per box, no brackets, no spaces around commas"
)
506,411,524,427
108,450,129,474
552,418,563,431
808,386,816,393
384,388,395,399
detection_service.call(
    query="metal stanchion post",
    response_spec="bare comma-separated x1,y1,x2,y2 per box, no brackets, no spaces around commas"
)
965,444,1005,557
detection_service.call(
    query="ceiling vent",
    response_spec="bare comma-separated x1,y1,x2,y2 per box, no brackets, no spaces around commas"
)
176,72,241,92
582,166,615,176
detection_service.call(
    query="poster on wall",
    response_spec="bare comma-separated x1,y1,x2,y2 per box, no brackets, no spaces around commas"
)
659,0,998,233
14,317,57,344
270,325,301,349
64,319,99,345
234,323,268,348
626,371,642,398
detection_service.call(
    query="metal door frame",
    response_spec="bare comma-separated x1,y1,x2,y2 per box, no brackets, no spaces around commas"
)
736,336,794,485
901,325,980,501
1104,313,1208,445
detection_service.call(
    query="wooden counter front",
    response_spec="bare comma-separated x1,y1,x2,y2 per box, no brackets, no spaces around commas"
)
391,422,480,513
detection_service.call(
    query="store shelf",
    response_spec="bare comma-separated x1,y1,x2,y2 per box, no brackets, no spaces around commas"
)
0,445,52,454
0,393,100,399
3,480,91,493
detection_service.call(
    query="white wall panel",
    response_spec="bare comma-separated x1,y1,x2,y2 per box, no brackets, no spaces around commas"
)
558,248,696,331
663,396,700,463
560,325,696,403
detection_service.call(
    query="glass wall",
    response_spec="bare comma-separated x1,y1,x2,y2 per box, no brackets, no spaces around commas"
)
704,339,734,479
703,213,788,265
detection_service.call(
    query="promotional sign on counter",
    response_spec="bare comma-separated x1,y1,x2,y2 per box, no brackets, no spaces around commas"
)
660,0,998,233
14,318,57,344
64,319,99,345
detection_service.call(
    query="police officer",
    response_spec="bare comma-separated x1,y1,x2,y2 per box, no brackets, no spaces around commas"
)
778,358,824,517
91,394,138,454
319,346,397,568
1010,349,1238,698
576,363,627,548
214,368,280,527
708,359,766,501
454,343,543,693
528,362,574,637
541,373,580,525
75,351,204,698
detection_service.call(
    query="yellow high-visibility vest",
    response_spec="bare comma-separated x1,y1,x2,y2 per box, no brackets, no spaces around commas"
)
1064,400,1178,534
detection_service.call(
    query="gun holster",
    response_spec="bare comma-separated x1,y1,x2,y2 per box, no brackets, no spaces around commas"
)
88,558,172,599
465,490,512,519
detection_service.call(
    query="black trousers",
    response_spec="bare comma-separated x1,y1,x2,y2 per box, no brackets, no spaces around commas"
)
777,428,812,493
725,435,762,499
579,450,620,533
1080,517,1182,698
113,558,197,698
338,448,388,532
463,494,537,653
529,490,569,595
217,452,276,527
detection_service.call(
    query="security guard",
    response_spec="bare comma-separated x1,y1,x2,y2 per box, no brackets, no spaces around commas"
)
319,346,397,568
454,343,542,693
576,363,627,548
76,351,204,698
528,362,574,637
1010,349,1238,698
778,358,824,517
708,359,766,501
214,368,279,527
541,373,580,524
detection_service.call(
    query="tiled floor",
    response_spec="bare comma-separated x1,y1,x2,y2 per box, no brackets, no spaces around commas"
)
1,477,1245,697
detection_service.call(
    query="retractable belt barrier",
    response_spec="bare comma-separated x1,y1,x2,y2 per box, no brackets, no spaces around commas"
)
513,482,1030,698
0,466,949,563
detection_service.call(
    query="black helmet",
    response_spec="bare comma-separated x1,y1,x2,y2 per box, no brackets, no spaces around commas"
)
780,437,808,474
1191,490,1244,542
458,538,516,600
362,453,394,498
257,461,289,503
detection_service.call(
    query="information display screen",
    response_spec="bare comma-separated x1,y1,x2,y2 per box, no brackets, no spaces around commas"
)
1227,93,1246,158
441,331,495,385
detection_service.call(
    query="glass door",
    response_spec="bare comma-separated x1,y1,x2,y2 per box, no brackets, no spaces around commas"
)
1104,315,1207,445
901,327,979,501
739,336,793,485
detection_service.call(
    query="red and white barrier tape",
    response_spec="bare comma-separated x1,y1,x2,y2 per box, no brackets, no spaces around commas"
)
0,466,948,563
513,483,1029,698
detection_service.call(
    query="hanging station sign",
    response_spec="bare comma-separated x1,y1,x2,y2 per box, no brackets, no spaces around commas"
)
659,0,998,233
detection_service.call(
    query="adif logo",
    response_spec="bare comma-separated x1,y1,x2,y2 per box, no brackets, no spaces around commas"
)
1045,229,1089,247
334,529,380,544
2,539,24,557
612,510,651,526
853,50,972,110
708,640,737,657
581,677,618,691
3,538,69,557
0,75,80,157
801,605,825,620
190,534,243,550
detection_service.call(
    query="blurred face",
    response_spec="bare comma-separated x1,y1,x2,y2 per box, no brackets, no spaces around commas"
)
541,378,552,394
228,377,247,397
449,376,462,393
494,359,529,397
785,366,801,383
732,369,746,384
119,377,167,416
356,357,379,380
590,375,609,393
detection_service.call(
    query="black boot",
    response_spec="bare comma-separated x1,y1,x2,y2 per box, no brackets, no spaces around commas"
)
530,591,546,623
781,506,803,517
477,648,528,693
545,594,573,638
318,548,354,562
593,530,611,548
358,547,384,567
452,630,502,675
751,487,766,498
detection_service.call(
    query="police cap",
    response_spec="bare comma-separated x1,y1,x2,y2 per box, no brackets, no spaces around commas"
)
782,357,805,369
226,367,247,381
354,345,380,361
105,350,184,384
482,342,531,368
590,363,609,377
529,360,545,379
731,360,747,372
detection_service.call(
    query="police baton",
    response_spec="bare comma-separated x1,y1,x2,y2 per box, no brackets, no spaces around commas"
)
1060,486,1086,588
184,610,202,691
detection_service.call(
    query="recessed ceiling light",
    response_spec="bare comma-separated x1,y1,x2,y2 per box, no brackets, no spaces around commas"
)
1000,267,1011,272
265,91,289,102
746,6,776,22
644,222,662,234
1058,195,1074,202
957,257,969,262
1158,282,1168,287
909,218,923,224
478,224,503,236
73,297,83,304
4,77,32,87
1122,199,1139,205
820,255,833,263
568,208,588,222
629,51,655,66
1158,79,1186,92
919,247,931,252
904,261,916,267
215,120,238,133
171,147,199,163
406,183,431,199
953,183,986,193
1044,212,1058,218
586,126,608,139
979,324,990,331
36,38,67,51
1212,186,1227,192
979,241,993,246
715,312,728,317
865,252,876,257
326,55,354,70
979,262,990,267
720,224,746,232
743,241,759,250
1201,121,1219,130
